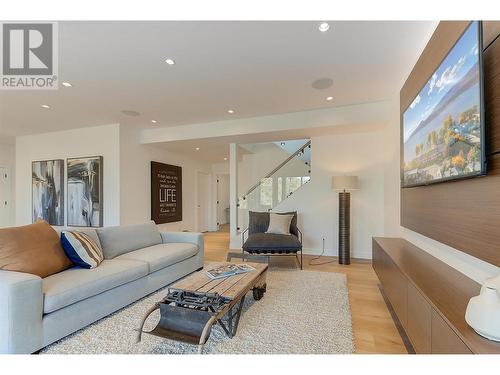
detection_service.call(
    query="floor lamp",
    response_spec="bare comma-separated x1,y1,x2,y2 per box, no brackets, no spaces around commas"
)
332,176,359,265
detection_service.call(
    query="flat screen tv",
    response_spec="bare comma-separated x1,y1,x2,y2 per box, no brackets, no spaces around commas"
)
402,21,486,188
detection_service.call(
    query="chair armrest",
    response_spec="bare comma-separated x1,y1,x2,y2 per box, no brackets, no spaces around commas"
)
241,228,249,248
0,270,43,353
297,227,303,244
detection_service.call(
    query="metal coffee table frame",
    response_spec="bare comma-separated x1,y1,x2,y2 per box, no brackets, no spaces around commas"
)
137,264,267,354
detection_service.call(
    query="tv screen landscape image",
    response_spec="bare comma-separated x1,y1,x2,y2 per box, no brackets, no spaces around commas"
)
402,21,485,188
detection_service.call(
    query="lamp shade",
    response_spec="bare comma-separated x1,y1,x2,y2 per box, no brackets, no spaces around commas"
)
331,176,359,191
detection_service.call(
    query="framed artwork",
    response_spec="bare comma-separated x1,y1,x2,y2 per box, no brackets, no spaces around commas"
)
151,161,182,224
32,159,64,225
67,156,103,227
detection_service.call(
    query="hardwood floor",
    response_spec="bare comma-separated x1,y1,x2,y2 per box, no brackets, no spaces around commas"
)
203,226,408,354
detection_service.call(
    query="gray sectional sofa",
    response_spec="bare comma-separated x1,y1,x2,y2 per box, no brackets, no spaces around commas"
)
0,222,204,354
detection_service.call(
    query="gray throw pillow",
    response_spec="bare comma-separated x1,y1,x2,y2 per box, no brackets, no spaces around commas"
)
265,213,293,235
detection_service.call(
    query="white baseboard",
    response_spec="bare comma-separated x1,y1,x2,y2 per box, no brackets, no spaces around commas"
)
303,247,372,260
227,244,372,260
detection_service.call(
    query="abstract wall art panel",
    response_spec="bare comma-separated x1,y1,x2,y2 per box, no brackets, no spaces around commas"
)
67,156,103,227
32,159,65,225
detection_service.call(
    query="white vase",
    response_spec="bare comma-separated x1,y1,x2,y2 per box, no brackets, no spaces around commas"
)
465,275,500,342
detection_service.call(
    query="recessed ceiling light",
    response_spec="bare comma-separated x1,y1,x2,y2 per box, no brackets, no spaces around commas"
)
227,109,235,114
319,22,330,32
41,104,50,109
195,147,200,151
151,120,157,124
62,81,72,87
165,58,175,65
326,96,333,101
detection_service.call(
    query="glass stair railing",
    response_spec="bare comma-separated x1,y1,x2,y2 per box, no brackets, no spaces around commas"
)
237,140,311,230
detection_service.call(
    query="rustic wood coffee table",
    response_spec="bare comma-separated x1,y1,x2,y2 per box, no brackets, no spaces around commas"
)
137,262,268,353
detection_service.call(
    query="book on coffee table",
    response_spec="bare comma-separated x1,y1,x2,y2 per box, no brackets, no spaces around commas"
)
205,264,255,280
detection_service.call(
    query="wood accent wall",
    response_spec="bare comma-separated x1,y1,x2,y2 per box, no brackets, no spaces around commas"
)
400,21,500,266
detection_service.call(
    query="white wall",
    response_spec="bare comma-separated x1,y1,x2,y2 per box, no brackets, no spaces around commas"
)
212,161,229,175
0,140,15,226
119,124,213,232
14,123,214,233
237,142,310,230
276,132,385,259
237,143,290,197
230,131,386,259
15,124,121,226
235,143,289,230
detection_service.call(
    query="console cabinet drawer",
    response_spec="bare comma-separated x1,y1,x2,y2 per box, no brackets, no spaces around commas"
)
431,310,472,354
383,254,408,329
407,283,432,353
372,237,500,354
372,240,386,284
373,239,408,328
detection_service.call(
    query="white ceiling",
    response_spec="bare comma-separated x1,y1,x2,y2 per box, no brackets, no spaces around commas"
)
0,21,437,140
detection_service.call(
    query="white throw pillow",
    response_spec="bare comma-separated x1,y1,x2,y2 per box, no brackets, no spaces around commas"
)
265,213,293,235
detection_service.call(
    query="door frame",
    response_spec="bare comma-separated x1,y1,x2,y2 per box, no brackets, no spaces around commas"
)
195,170,212,233
215,173,230,229
0,165,12,227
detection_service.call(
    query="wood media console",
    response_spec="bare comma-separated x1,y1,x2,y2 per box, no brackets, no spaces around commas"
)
373,237,500,354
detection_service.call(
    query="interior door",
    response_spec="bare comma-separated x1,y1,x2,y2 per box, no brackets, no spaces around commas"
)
217,174,230,225
0,167,11,228
197,171,210,232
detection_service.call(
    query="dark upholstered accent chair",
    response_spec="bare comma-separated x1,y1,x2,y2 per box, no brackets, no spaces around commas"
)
241,211,303,269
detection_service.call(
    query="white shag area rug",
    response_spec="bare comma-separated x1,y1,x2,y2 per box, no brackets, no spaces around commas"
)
41,269,354,354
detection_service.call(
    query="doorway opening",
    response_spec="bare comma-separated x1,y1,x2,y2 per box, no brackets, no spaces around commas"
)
0,167,11,228
196,171,211,232
216,174,230,232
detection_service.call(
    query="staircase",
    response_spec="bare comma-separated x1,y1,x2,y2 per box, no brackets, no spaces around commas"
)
237,140,311,230
274,139,311,165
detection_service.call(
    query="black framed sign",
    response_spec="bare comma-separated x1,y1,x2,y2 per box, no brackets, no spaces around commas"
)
151,161,182,223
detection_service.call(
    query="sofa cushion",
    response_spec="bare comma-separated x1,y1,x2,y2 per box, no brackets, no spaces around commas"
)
115,243,199,274
243,233,302,254
0,220,72,278
96,221,162,259
42,259,148,314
